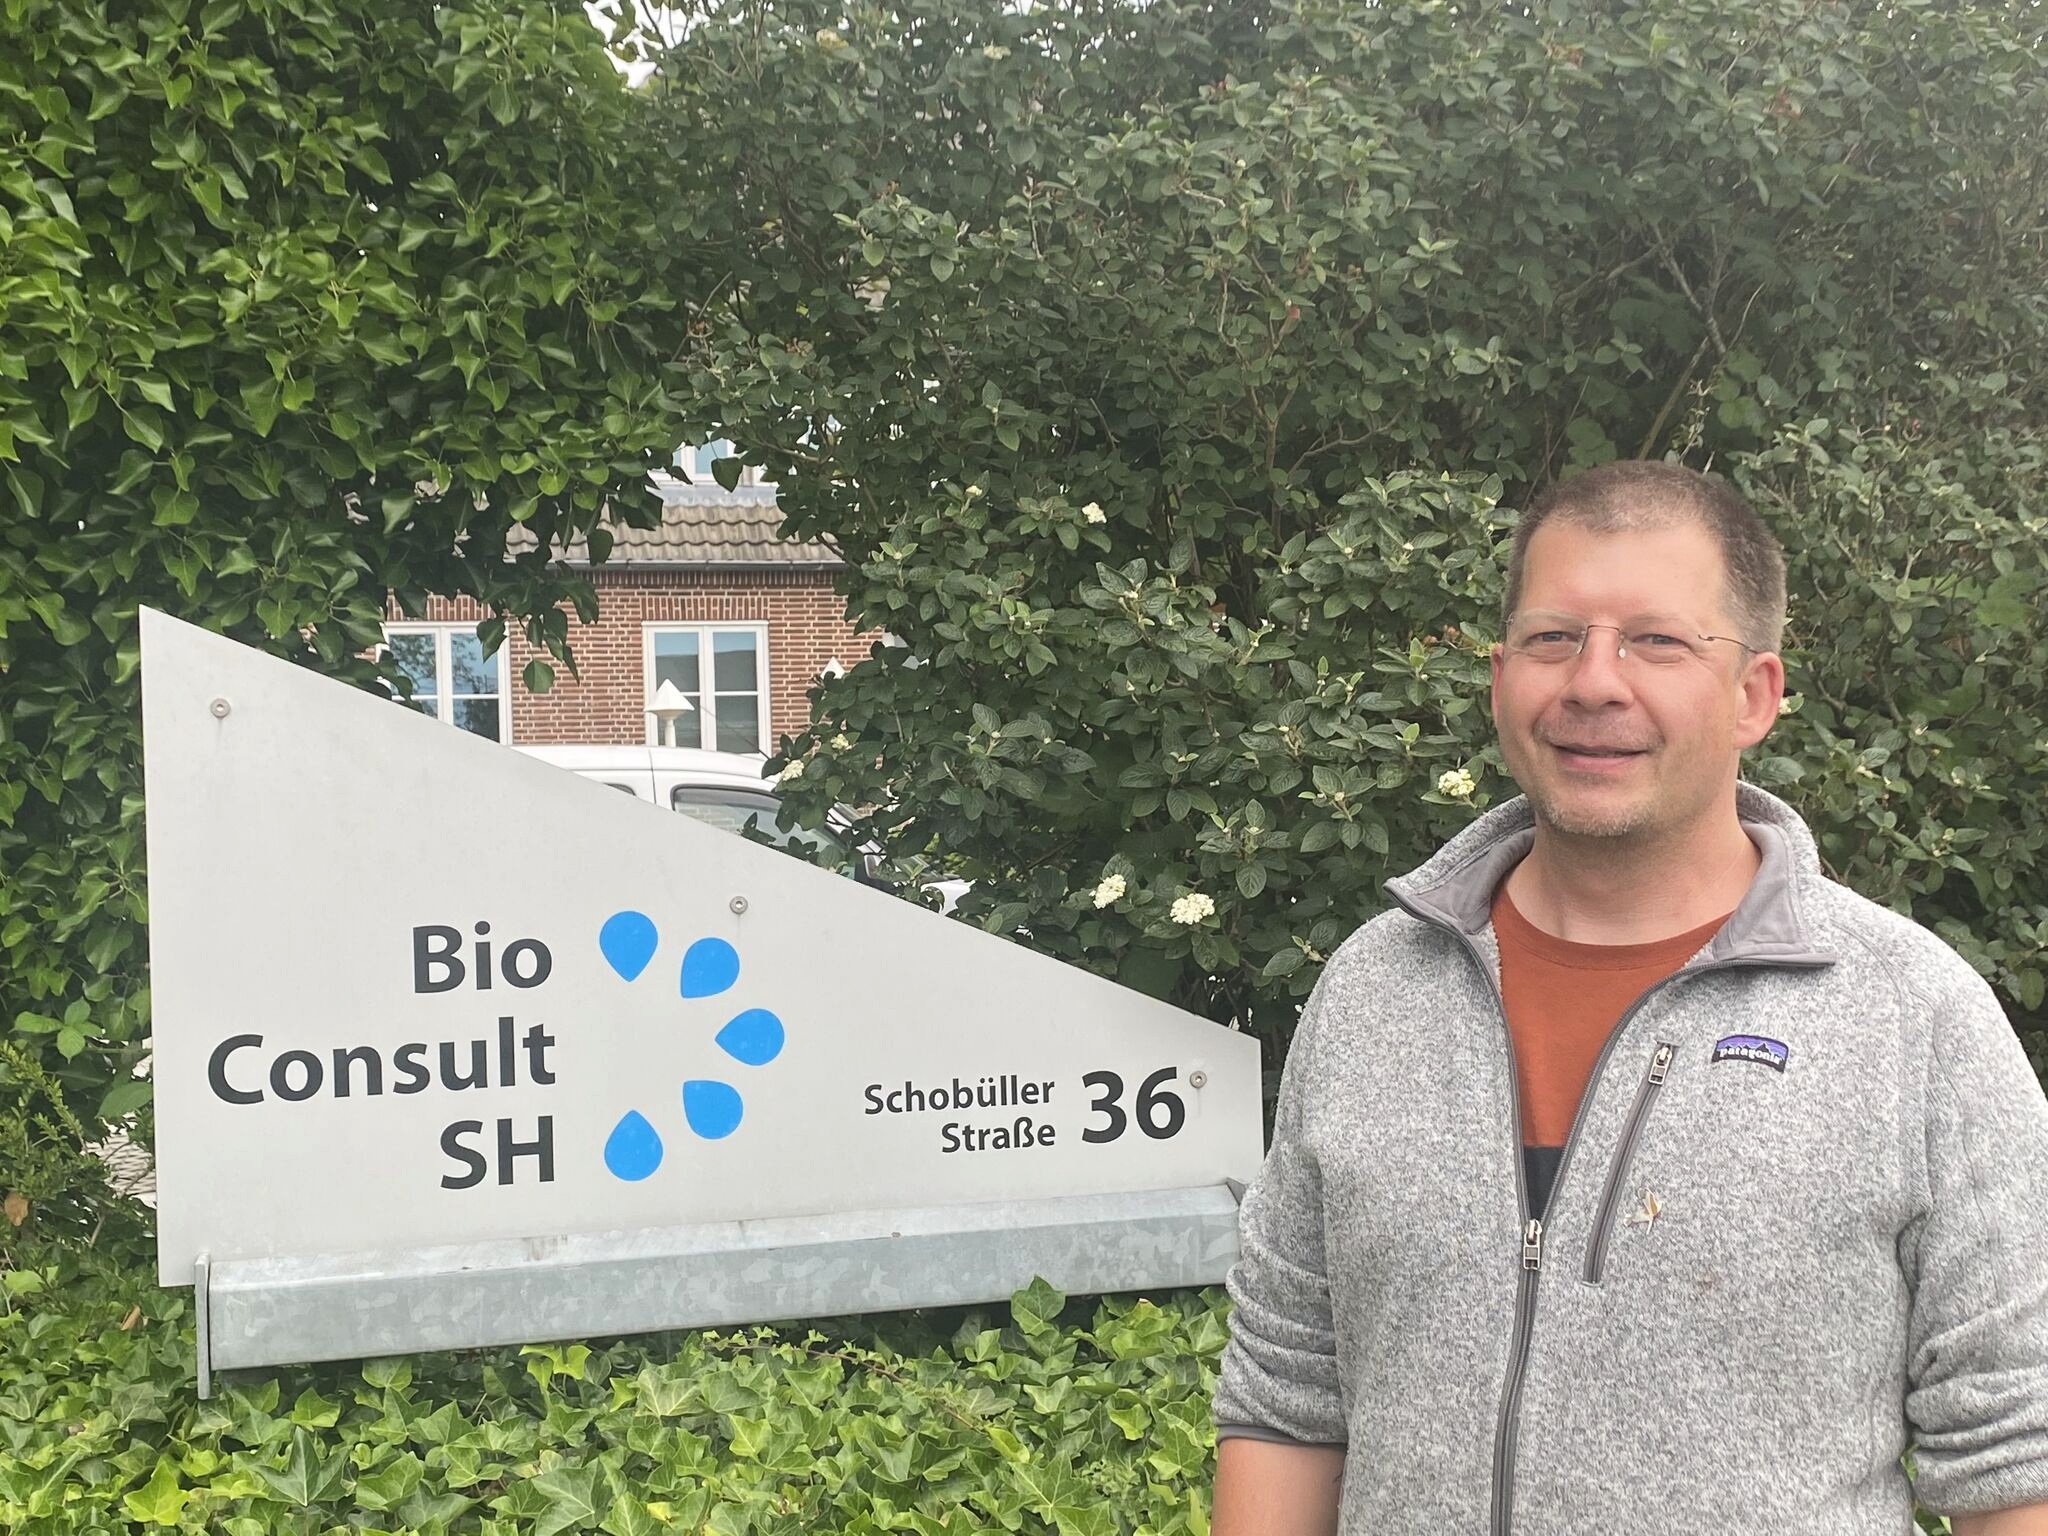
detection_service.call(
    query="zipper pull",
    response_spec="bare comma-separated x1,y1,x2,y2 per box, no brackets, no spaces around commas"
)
1522,1218,1544,1271
1648,1043,1674,1085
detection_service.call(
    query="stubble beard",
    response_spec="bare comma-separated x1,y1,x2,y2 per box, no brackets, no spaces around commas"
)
1522,778,1662,840
1510,733,1664,841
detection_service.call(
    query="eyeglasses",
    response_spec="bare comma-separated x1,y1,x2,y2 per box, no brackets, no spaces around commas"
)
1503,617,1760,668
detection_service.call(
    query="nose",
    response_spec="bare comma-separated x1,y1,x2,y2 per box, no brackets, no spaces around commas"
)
1559,625,1635,709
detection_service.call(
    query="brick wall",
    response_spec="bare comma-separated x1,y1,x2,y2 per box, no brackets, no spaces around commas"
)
387,567,880,749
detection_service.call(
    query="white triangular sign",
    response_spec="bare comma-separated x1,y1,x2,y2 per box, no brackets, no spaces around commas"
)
141,609,1262,1287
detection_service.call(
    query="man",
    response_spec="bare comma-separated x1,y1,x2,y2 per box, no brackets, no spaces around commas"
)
1210,461,2048,1534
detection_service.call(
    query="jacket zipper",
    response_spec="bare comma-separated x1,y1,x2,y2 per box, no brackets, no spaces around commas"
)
1582,1042,1676,1285
1388,891,1744,1536
1492,1215,1544,1535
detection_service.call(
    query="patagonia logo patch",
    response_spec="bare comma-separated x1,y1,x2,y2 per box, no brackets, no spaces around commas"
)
1711,1034,1789,1073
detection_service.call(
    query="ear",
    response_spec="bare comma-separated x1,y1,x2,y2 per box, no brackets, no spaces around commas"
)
1733,651,1785,749
1489,642,1504,723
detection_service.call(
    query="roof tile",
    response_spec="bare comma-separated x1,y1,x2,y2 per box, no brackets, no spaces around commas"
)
511,484,842,567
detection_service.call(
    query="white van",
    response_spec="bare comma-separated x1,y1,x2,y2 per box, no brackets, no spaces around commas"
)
515,745,969,911
513,744,849,859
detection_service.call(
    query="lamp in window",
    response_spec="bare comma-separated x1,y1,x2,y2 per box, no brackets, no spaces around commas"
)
648,679,696,747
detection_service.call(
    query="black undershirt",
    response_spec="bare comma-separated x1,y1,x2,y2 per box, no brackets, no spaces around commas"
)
1524,1144,1563,1221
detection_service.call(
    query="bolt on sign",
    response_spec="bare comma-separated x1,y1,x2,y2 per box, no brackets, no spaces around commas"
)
139,611,1263,1387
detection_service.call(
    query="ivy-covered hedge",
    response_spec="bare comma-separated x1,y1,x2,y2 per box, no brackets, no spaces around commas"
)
2,1243,1225,1536
0,1236,1966,1535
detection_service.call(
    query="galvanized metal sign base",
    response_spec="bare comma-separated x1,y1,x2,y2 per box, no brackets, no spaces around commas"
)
193,1183,1243,1396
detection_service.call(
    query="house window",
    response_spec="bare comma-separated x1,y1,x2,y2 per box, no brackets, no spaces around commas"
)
645,624,767,753
384,624,509,742
672,437,769,488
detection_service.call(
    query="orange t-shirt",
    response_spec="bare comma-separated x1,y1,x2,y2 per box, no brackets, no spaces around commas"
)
1492,880,1733,1218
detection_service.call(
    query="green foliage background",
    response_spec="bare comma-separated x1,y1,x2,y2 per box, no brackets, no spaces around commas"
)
0,3,2038,1533
657,0,2047,1071
0,0,693,1133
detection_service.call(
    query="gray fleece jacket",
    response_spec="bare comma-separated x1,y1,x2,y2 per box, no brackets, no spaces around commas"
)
1213,781,2048,1533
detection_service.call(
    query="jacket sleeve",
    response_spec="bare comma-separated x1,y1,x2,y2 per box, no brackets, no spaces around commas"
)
1211,964,1348,1445
1903,963,2048,1515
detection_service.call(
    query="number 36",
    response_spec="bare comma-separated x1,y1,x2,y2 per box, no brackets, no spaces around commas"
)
1081,1067,1186,1143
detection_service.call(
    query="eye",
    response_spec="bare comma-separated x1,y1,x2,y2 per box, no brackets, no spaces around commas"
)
1532,631,1572,643
1639,633,1686,647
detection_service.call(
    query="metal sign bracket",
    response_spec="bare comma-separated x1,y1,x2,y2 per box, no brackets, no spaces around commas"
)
193,1184,1240,1396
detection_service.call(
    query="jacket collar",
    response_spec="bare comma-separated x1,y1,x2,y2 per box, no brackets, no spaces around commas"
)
1383,780,1838,968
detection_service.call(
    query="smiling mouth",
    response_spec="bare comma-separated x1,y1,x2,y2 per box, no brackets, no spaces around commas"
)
1549,743,1650,766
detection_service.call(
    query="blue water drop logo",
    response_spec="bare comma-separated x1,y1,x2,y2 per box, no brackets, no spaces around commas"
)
603,1110,664,1180
714,1008,784,1067
598,925,783,1179
599,911,658,982
680,937,740,998
683,1079,744,1139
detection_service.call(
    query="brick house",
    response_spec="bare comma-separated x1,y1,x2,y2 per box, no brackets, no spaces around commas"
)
382,469,876,754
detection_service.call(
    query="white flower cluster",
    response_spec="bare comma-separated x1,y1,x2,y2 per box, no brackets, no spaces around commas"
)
1082,501,1107,524
776,760,805,783
1437,767,1477,800
815,27,846,49
1092,874,1126,908
1777,694,1800,717
1170,891,1215,926
829,733,853,751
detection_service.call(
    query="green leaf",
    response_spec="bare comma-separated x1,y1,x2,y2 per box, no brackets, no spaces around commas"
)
361,1355,413,1391
238,377,281,436
1298,821,1341,854
602,1495,666,1536
1974,572,2033,630
353,1451,425,1511
523,1341,591,1391
635,1364,693,1417
97,1078,153,1118
1009,1275,1066,1337
120,408,164,452
2018,970,2045,1013
530,1462,601,1536
1260,947,1304,979
986,1423,1030,1462
122,1459,190,1526
255,1427,346,1507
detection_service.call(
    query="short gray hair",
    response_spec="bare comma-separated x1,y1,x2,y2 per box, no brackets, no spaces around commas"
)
1500,461,1787,655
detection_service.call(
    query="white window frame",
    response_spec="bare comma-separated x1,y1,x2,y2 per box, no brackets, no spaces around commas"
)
381,622,512,744
642,622,771,752
669,437,772,489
